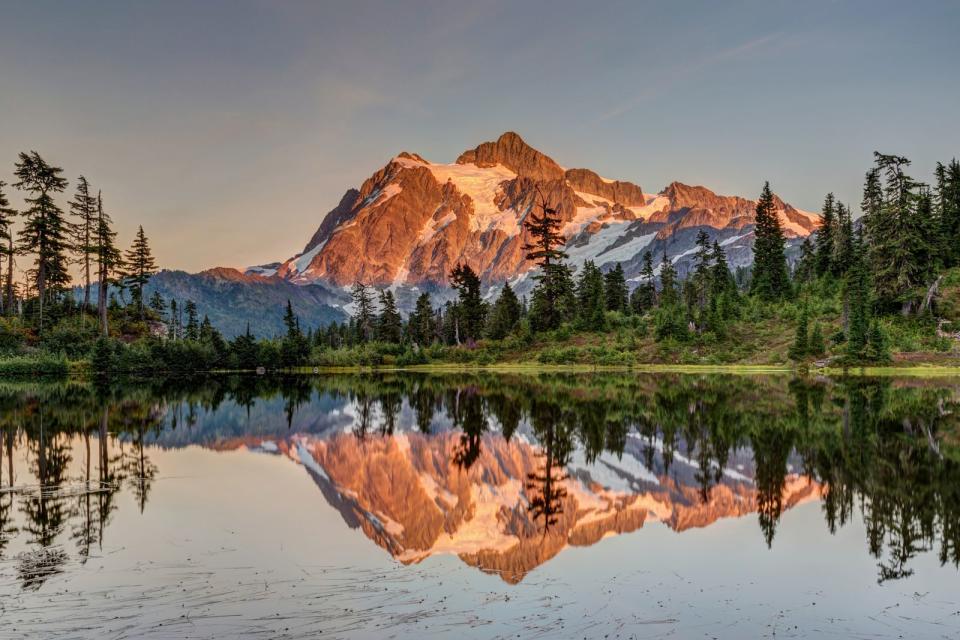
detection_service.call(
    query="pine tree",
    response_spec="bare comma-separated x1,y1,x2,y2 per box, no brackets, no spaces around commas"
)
148,291,166,319
523,191,571,331
70,176,98,309
794,237,816,284
450,263,486,342
788,303,809,362
845,239,870,361
351,282,375,343
0,182,16,316
749,182,790,301
658,252,680,307
168,299,179,339
814,193,836,277
603,263,628,313
94,192,122,336
486,282,521,340
937,159,960,265
576,261,607,331
122,226,157,316
831,202,855,276
630,251,657,314
407,292,435,346
375,289,403,343
865,320,890,363
13,151,72,332
184,300,199,341
808,322,826,357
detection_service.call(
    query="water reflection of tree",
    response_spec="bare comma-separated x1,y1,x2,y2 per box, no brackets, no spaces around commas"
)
526,400,573,531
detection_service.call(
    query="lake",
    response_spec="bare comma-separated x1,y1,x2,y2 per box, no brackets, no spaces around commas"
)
0,372,958,639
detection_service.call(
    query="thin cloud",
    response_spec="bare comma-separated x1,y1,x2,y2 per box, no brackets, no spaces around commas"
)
598,33,781,122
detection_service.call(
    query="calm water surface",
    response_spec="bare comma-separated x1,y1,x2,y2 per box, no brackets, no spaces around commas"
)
0,373,958,639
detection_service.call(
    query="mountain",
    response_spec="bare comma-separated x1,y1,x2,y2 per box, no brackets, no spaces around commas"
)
275,131,820,295
161,131,819,331
144,268,349,338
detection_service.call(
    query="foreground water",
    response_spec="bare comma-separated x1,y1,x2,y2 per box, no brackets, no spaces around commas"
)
0,372,957,639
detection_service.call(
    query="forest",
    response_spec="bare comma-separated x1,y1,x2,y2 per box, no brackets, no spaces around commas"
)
0,151,958,374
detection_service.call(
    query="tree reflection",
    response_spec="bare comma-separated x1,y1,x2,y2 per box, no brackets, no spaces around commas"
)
0,372,956,587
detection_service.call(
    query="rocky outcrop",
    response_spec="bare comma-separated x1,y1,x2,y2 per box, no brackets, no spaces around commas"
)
271,131,820,293
455,131,565,181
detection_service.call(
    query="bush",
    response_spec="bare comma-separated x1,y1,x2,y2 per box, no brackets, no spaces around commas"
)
0,353,69,376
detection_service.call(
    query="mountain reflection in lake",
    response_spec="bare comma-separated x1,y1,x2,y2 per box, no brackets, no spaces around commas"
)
0,373,958,639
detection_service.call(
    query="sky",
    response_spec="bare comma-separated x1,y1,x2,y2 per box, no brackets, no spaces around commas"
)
1,0,958,273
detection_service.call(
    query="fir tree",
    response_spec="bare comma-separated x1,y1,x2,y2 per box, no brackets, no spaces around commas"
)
845,240,871,360
486,282,521,340
794,237,816,284
603,263,628,313
122,226,157,316
450,263,486,342
658,252,680,307
788,303,809,362
0,182,16,315
231,323,259,369
808,322,826,357
70,176,98,308
407,292,435,346
148,291,166,318
94,192,123,336
814,193,836,277
630,251,657,314
576,261,607,331
351,282,375,343
375,289,403,343
865,320,890,363
523,191,571,331
184,300,199,341
13,151,72,332
749,181,790,301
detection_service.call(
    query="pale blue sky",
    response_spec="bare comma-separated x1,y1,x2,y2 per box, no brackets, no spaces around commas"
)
1,1,958,271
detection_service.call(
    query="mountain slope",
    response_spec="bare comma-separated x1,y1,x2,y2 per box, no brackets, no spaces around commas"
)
145,268,349,338
278,132,819,290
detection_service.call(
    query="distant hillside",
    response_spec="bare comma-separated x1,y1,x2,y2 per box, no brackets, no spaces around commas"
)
144,268,349,338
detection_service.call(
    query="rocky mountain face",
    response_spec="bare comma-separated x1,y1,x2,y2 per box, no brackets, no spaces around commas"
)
221,429,821,583
165,132,819,330
274,131,819,294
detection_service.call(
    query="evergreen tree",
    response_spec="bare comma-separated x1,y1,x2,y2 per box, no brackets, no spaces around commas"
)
523,192,572,331
576,261,607,331
788,303,809,362
936,159,960,265
845,240,871,360
864,153,929,311
70,176,98,308
407,292,435,346
0,182,16,316
351,282,375,343
832,202,855,276
168,299,179,339
375,289,403,343
865,320,890,363
749,181,790,301
13,151,72,332
450,263,486,342
630,251,657,314
658,252,680,307
603,263,628,313
184,300,199,341
814,193,836,277
94,192,122,336
122,226,157,316
794,237,816,284
148,291,166,319
231,323,260,369
486,282,521,340
808,322,826,357
280,300,310,365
